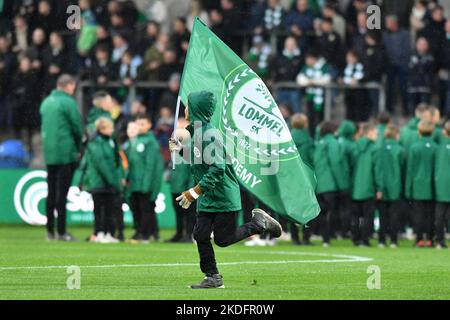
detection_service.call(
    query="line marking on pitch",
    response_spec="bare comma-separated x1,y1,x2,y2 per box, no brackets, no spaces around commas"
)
0,252,372,270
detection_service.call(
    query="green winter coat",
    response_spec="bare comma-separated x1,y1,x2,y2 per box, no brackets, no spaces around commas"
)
433,125,443,145
337,120,356,189
40,90,83,165
314,134,349,194
170,154,194,194
400,117,420,151
351,137,379,200
291,128,314,169
376,124,386,147
125,131,163,201
86,106,112,136
83,134,121,193
187,91,242,213
374,138,406,201
434,136,450,202
405,136,437,200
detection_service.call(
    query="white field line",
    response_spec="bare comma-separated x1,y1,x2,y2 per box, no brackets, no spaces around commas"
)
0,251,372,271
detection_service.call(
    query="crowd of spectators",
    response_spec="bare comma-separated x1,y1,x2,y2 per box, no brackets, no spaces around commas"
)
1,0,450,155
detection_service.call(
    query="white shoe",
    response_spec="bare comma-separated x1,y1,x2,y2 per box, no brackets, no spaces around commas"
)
96,232,105,243
104,233,119,244
378,243,386,248
244,236,266,247
279,232,291,241
390,243,398,249
323,242,329,248
265,239,277,246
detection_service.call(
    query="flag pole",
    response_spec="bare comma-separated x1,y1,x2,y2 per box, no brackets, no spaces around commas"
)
171,95,181,170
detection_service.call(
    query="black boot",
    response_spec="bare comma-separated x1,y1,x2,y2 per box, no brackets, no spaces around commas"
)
190,274,224,289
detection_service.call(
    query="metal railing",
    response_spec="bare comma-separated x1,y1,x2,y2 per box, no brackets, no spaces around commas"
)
272,81,386,120
76,80,385,121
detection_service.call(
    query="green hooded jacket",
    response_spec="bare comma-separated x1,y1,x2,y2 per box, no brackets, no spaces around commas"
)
374,138,406,201
186,91,242,213
40,90,83,165
400,118,420,151
405,136,437,200
337,120,356,190
170,154,194,194
351,137,380,200
291,128,314,169
434,136,450,202
125,131,163,201
376,124,386,147
82,134,121,193
314,134,349,194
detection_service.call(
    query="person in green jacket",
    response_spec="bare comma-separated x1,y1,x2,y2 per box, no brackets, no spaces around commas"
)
289,113,314,245
337,120,357,238
86,91,113,138
434,121,450,249
125,115,164,243
167,118,195,243
405,120,437,247
313,121,347,247
375,111,391,147
430,106,443,145
351,123,380,247
400,103,431,151
374,125,406,248
169,91,282,289
82,117,121,243
40,75,83,241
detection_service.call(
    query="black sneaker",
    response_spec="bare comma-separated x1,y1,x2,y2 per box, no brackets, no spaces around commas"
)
46,232,55,241
58,233,76,242
128,233,142,244
190,274,224,289
251,208,282,238
165,235,182,243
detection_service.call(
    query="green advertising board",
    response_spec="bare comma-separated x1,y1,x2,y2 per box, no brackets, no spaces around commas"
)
0,169,176,228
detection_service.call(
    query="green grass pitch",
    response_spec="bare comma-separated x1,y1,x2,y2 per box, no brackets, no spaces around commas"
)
0,225,449,300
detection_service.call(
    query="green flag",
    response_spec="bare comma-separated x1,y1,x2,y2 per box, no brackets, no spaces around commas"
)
179,17,320,224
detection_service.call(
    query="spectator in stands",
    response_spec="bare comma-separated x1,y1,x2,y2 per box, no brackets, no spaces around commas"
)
26,27,47,74
137,21,160,56
408,37,435,113
274,36,303,113
434,120,450,249
351,123,379,247
85,44,117,85
159,73,180,112
314,17,344,77
42,32,70,96
159,49,181,81
350,11,368,56
34,0,55,35
405,119,437,248
322,3,346,43
343,50,368,121
140,33,170,81
383,15,411,115
418,4,446,60
11,56,39,151
187,0,210,32
118,49,140,87
11,15,30,54
410,0,428,41
297,50,331,133
285,0,315,37
0,35,16,131
439,20,450,117
375,124,406,248
77,0,98,57
361,32,385,113
171,17,190,65
40,75,82,241
111,32,128,64
259,0,286,34
248,35,272,80
94,25,113,54
218,0,241,54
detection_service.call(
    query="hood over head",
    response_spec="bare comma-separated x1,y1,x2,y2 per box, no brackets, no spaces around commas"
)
187,91,217,123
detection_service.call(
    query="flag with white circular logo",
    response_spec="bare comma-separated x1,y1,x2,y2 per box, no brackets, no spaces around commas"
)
178,18,320,224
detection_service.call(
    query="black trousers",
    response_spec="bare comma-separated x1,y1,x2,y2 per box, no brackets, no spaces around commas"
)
193,211,259,275
92,192,115,234
172,194,196,239
412,200,434,242
435,202,450,243
317,192,338,244
111,195,125,237
351,200,376,244
378,201,402,244
290,222,311,243
131,192,158,240
46,163,76,235
336,191,352,237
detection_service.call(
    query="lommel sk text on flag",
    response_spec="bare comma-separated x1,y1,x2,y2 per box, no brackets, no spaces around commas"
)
178,17,320,225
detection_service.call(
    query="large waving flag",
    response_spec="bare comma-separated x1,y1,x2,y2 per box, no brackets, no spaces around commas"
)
177,17,320,224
